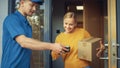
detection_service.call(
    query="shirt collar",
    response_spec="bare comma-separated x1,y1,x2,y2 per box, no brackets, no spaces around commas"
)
15,10,30,26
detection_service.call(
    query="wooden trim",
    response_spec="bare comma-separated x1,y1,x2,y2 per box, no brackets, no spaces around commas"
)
108,0,117,68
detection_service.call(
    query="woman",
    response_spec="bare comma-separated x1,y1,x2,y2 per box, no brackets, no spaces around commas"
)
51,12,104,68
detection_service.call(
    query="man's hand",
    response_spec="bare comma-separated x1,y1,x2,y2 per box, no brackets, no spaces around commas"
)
50,43,67,54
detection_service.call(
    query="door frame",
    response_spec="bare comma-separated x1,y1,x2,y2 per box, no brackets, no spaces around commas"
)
108,0,117,68
43,0,52,68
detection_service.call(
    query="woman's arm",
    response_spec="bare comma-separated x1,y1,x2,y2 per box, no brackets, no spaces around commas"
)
96,40,105,57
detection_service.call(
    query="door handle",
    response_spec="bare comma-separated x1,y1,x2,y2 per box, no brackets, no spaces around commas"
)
99,44,120,60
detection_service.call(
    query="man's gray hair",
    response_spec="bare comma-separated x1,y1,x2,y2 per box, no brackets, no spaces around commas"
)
15,0,20,9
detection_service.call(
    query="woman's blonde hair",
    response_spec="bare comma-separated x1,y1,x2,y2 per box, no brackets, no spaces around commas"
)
63,12,77,21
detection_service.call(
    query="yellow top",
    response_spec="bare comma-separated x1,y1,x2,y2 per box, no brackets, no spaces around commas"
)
51,28,91,68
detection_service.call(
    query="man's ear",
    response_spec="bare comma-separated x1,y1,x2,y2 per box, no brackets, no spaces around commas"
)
20,0,25,5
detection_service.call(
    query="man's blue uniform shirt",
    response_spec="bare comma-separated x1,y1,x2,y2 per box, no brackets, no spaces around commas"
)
1,11,32,68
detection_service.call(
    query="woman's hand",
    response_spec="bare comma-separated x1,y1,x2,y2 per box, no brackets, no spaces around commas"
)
96,40,105,57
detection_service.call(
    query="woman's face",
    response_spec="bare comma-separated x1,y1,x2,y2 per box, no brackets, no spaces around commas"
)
63,18,77,33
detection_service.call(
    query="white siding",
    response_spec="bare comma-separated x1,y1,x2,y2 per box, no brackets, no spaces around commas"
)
0,0,8,67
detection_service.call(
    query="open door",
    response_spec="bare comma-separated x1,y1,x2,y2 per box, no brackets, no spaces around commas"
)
51,0,118,68
83,0,104,38
84,0,118,68
83,0,105,68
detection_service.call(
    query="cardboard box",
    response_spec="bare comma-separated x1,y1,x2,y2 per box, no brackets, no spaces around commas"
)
78,37,101,61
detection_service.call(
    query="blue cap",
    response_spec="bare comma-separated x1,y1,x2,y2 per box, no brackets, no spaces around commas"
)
31,0,43,5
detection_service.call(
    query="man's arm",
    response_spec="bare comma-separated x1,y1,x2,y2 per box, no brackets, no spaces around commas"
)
15,35,63,53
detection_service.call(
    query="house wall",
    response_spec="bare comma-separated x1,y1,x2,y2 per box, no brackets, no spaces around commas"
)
117,0,120,67
0,0,8,67
52,0,65,42
51,0,65,68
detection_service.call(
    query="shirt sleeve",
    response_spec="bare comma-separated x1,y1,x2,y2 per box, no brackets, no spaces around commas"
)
4,15,26,40
83,29,91,38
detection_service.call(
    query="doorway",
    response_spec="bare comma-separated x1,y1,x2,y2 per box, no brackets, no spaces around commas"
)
6,0,118,68
51,0,109,68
